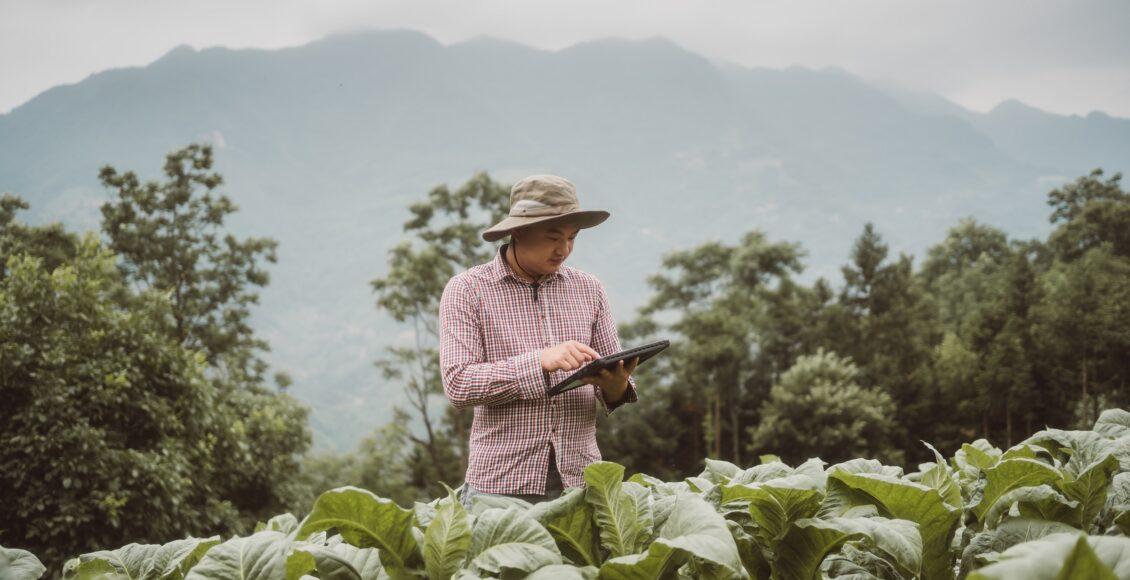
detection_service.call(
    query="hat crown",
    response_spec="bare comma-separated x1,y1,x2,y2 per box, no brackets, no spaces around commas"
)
509,175,579,217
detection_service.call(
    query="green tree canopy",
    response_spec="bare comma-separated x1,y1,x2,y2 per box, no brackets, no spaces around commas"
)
0,237,233,573
748,349,903,465
99,144,279,383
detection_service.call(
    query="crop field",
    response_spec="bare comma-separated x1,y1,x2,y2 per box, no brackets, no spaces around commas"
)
3,408,1130,579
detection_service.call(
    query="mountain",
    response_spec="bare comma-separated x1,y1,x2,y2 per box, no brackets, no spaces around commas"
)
2,29,1127,450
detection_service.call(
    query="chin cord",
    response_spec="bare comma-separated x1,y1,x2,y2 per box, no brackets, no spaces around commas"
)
510,238,544,302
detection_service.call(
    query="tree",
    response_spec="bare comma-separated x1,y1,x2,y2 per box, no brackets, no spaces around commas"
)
634,231,804,464
0,194,79,278
837,223,939,459
1046,168,1129,261
920,218,1011,336
99,144,279,383
96,144,310,529
748,349,903,466
369,171,510,496
1035,247,1130,426
0,237,236,574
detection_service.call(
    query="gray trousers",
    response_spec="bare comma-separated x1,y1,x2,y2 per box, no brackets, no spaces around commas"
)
461,446,566,510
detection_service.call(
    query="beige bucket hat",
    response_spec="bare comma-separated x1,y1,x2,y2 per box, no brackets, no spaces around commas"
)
481,174,610,242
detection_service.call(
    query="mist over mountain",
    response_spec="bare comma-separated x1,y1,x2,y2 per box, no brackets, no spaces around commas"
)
2,29,1127,450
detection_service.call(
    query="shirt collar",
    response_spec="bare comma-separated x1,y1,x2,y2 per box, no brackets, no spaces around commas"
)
491,243,569,284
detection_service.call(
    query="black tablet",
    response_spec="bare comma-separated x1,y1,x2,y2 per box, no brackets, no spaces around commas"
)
547,339,669,397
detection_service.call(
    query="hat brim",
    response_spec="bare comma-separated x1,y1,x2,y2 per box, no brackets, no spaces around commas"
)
482,210,610,242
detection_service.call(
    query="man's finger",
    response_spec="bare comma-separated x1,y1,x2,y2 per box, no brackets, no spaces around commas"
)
563,344,585,362
575,343,601,360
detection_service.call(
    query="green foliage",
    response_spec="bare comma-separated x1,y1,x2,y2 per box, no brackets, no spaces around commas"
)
1046,168,1130,261
610,168,1129,474
99,144,278,380
0,194,79,279
0,238,235,572
749,349,903,466
32,408,1130,579
0,145,309,574
619,231,805,467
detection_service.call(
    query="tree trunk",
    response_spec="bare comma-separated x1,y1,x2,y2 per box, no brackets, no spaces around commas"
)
1082,361,1089,427
714,393,722,458
1006,397,1013,447
730,403,741,465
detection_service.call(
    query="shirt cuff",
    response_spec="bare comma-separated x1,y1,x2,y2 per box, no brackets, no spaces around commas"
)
515,349,548,400
599,376,638,415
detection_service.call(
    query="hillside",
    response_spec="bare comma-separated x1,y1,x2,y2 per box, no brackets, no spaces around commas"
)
1,28,1127,450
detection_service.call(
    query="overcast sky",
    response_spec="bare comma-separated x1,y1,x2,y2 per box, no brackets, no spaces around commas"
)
3,0,1129,117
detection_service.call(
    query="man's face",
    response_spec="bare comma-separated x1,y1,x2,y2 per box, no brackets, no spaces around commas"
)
513,221,580,274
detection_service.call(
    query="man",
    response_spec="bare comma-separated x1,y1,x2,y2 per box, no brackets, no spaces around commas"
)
438,174,639,509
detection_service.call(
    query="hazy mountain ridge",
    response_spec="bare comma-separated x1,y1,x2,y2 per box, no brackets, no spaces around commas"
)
1,28,1126,450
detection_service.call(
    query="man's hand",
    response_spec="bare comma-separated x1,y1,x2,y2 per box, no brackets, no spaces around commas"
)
541,340,601,373
581,356,639,403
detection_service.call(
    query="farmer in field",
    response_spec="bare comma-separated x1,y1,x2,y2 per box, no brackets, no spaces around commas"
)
439,174,639,509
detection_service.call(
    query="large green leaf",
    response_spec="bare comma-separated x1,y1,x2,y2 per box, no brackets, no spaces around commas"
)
0,547,47,580
525,564,598,579
959,518,1080,575
296,487,423,578
827,459,903,478
466,507,560,559
774,519,867,580
702,459,743,484
599,493,747,579
1095,409,1130,439
1022,429,1111,476
731,463,795,486
256,514,300,536
727,521,770,580
583,462,641,558
599,544,682,580
1058,454,1120,531
777,517,921,580
955,440,1002,472
464,507,562,576
624,482,656,547
827,470,960,580
528,488,600,566
982,485,1078,529
967,533,1130,579
720,476,823,547
66,538,221,580
67,544,160,580
296,544,385,580
921,443,962,510
972,459,1062,523
146,538,222,580
467,495,533,515
469,544,561,577
185,531,308,580
423,492,471,580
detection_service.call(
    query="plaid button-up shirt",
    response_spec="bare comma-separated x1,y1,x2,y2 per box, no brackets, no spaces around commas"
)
439,242,638,494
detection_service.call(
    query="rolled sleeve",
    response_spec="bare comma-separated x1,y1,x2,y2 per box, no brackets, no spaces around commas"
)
598,375,638,415
439,276,549,408
591,280,639,415
514,349,549,400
